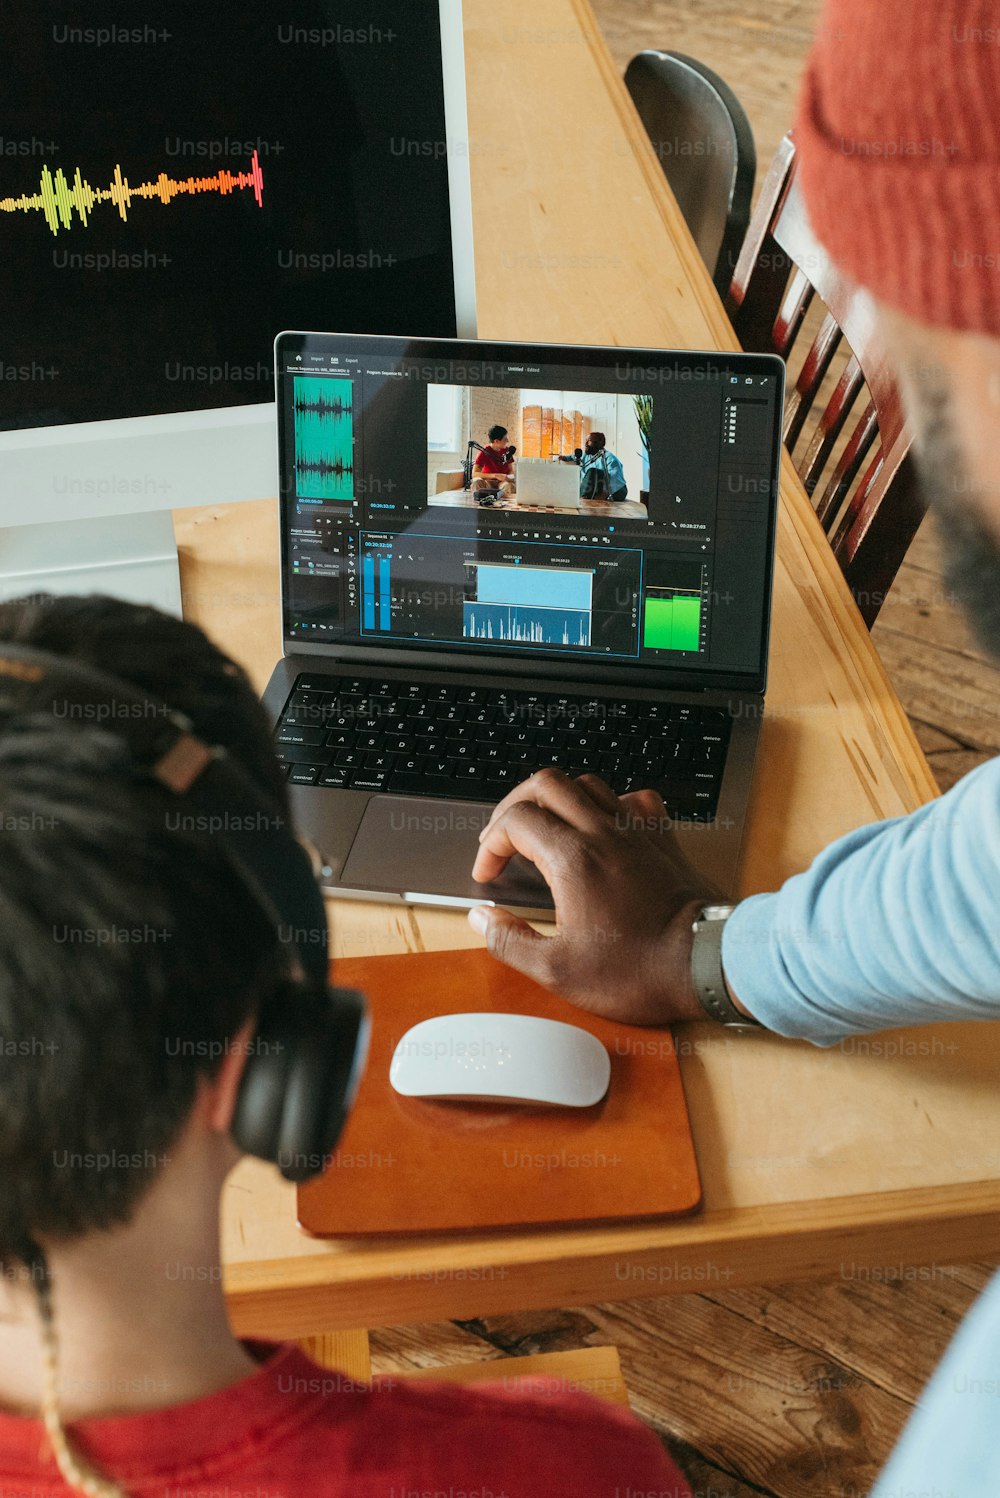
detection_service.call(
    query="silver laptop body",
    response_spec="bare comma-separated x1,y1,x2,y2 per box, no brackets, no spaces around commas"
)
264,333,784,917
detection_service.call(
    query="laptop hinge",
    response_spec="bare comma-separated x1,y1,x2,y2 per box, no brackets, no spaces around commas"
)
283,642,764,698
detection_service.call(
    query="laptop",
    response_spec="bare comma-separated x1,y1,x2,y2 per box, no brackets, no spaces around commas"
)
264,332,784,915
515,459,583,508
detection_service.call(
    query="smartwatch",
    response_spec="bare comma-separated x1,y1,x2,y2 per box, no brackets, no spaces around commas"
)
690,904,761,1028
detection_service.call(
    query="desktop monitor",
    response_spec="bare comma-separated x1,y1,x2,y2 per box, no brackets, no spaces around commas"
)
0,2,475,607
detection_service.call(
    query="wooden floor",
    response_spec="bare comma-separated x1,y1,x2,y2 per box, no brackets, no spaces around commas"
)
873,520,1000,790
371,5,1000,1495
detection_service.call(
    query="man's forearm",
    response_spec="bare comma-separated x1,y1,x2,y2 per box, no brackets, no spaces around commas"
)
721,758,1000,1044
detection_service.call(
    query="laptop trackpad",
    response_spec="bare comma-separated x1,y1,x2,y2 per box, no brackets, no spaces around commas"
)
339,795,553,910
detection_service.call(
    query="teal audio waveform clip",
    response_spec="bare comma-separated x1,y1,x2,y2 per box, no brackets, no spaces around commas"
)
293,377,355,502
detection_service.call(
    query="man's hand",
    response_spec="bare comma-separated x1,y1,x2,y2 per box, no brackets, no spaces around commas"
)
468,768,721,1026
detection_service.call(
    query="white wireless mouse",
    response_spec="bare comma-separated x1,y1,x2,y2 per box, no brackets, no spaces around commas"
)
389,1012,611,1108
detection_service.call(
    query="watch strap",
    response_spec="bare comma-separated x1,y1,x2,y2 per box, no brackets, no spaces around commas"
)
690,905,761,1027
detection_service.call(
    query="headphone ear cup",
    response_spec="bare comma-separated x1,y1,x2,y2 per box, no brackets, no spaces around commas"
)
229,981,301,1167
231,985,368,1182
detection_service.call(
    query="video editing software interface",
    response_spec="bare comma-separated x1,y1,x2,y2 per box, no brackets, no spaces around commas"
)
278,337,782,678
1,4,457,430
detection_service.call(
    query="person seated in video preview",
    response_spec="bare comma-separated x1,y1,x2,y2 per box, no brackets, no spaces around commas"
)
579,431,628,502
471,423,516,497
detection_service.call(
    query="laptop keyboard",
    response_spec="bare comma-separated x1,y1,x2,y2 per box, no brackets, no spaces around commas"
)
273,673,731,821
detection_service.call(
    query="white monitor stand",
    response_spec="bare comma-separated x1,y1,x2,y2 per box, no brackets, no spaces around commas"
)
0,403,278,614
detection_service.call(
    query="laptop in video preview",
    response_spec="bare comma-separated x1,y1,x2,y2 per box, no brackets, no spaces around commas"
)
264,333,785,914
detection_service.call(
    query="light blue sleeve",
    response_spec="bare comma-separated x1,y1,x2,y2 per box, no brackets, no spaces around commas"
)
871,1270,1000,1498
721,756,1000,1043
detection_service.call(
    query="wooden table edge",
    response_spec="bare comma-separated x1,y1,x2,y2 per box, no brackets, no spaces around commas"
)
225,1177,1000,1339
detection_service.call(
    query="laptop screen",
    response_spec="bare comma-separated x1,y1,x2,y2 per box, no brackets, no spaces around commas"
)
275,334,784,688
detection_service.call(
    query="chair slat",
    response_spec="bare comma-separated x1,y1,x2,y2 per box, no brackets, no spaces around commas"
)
814,401,879,532
726,131,921,622
772,268,814,360
799,355,864,497
784,313,842,448
833,444,924,627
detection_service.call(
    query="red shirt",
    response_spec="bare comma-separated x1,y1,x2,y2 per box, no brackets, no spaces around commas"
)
0,1343,692,1498
475,445,513,475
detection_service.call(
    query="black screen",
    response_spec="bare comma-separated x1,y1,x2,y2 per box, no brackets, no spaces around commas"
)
0,3,458,430
278,335,783,686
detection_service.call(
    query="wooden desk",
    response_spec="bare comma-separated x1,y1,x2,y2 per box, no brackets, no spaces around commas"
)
174,0,1000,1340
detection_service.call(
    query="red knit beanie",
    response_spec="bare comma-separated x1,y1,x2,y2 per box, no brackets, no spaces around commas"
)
795,0,1000,335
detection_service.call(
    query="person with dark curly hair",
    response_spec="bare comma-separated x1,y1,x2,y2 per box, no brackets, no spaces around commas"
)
0,595,691,1498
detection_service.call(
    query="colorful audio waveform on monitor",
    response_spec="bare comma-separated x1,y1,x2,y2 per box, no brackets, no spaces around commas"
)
0,149,264,237
293,377,355,503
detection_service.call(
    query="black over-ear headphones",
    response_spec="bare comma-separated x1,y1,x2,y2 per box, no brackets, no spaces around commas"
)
0,643,369,1182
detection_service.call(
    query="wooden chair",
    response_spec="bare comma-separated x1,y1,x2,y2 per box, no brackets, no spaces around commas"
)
726,133,925,627
625,51,756,298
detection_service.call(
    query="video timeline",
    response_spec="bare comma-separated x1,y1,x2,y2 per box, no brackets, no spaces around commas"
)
289,522,711,662
463,565,594,648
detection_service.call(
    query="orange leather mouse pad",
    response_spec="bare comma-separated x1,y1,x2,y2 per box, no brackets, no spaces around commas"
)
297,947,702,1236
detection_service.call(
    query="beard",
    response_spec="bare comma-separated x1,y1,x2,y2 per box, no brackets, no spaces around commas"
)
906,370,1000,660
931,483,1000,661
